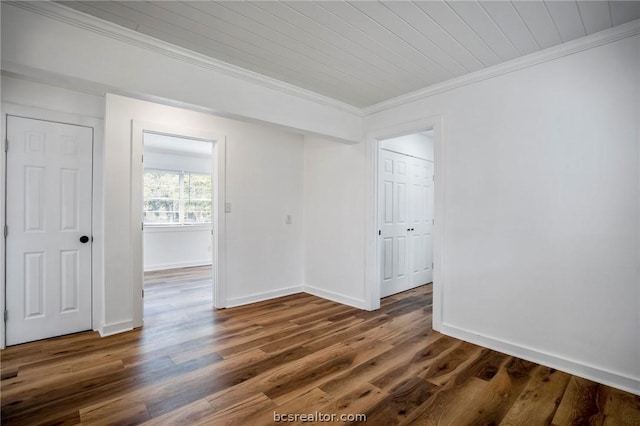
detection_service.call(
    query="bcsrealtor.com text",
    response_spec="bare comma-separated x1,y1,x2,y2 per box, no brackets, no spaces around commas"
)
274,411,367,423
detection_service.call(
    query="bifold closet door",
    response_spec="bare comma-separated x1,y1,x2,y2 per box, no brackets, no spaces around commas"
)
380,149,433,298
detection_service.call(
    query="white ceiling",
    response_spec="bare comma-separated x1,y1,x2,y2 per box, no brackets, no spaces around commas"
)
57,1,640,108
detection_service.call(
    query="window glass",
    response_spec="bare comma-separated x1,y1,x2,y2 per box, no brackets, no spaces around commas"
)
143,169,212,225
184,173,212,224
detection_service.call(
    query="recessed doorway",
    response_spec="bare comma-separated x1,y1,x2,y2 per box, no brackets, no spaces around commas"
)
131,121,226,327
141,132,214,315
378,131,435,298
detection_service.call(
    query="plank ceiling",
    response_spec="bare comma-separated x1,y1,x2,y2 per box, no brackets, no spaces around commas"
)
57,1,640,108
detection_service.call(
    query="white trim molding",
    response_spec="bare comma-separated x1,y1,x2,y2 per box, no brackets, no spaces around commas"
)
226,286,304,309
144,261,212,273
304,285,369,311
99,320,134,337
5,1,361,118
7,1,639,121
364,18,640,115
440,322,640,397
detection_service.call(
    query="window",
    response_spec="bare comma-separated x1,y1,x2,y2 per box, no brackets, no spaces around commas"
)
144,169,212,225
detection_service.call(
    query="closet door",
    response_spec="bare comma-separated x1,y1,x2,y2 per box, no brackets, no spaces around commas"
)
379,150,411,298
409,157,434,287
380,149,434,298
6,116,94,345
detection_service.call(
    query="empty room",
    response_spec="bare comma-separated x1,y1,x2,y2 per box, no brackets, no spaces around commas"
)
1,1,639,425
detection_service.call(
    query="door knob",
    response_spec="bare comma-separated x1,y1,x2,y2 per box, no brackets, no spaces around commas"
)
79,235,89,243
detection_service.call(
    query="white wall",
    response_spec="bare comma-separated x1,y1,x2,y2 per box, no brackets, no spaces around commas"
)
1,75,104,119
143,150,213,271
104,94,304,334
144,226,212,272
225,121,304,305
365,34,640,393
1,2,362,143
303,136,368,308
381,132,434,161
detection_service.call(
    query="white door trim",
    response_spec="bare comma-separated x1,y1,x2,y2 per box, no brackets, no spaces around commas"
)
131,121,226,326
1,103,104,349
364,115,445,331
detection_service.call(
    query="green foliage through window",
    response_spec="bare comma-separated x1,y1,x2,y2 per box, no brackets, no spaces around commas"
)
144,169,212,225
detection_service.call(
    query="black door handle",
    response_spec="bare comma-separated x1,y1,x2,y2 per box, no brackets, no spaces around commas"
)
80,235,89,243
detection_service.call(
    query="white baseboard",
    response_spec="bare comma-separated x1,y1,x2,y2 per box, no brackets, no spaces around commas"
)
99,320,134,337
439,322,640,396
303,285,368,310
144,260,212,272
225,285,304,308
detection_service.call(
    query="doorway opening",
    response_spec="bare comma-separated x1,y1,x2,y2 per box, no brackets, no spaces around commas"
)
131,121,226,328
141,132,214,318
366,116,443,330
378,131,434,298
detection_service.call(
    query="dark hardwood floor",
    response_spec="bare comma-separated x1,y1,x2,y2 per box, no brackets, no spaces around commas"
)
2,266,639,425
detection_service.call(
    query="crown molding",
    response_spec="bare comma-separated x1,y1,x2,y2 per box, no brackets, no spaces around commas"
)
363,18,640,116
6,1,363,117
6,2,639,120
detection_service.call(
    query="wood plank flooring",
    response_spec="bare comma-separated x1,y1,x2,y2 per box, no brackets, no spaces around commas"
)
2,266,639,425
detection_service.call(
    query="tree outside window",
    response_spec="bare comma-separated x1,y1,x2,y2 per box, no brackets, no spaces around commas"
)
144,169,212,225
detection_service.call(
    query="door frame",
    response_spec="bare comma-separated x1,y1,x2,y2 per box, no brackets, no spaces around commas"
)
131,121,226,327
364,115,445,331
1,103,104,349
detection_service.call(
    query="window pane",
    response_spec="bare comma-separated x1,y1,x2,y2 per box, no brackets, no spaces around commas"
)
144,200,179,224
143,169,212,225
184,200,212,224
186,173,212,200
144,171,179,199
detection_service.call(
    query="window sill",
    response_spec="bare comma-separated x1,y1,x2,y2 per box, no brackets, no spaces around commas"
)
143,224,212,233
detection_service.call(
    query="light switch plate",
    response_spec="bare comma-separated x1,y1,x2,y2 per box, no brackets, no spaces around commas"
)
225,202,232,213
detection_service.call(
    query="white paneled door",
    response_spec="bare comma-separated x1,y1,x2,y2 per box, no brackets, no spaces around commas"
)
379,149,433,298
409,157,434,287
6,116,93,345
